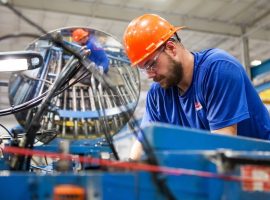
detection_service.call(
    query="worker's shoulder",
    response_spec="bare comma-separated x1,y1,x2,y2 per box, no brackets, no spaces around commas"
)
196,48,239,66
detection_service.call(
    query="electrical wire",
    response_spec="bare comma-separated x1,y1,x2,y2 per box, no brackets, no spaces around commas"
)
2,3,47,35
44,156,48,166
1,3,175,199
0,33,40,42
0,1,133,160
4,145,270,184
21,74,53,85
0,123,14,138
0,61,87,116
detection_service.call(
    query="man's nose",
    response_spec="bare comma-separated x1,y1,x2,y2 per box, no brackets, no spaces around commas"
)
146,70,156,79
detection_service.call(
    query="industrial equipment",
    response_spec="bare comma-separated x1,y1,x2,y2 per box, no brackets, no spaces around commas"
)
0,1,270,199
8,27,139,142
0,26,270,200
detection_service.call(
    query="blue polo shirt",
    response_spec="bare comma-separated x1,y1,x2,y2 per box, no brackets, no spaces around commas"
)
86,36,109,73
141,48,270,140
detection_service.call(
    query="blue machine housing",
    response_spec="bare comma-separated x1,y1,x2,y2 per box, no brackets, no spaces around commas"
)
1,123,270,199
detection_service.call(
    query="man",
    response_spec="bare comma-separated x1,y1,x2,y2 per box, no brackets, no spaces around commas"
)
122,14,270,161
72,28,110,74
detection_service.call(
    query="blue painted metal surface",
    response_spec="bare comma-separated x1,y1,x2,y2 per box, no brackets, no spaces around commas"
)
144,123,270,151
1,123,270,199
57,102,136,118
255,81,270,93
251,59,270,92
143,123,270,199
35,137,111,155
251,59,270,80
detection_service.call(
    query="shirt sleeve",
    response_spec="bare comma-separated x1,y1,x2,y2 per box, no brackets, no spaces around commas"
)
144,86,164,122
202,60,250,130
87,37,110,73
137,87,160,141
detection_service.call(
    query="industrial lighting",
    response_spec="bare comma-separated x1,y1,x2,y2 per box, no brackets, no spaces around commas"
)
250,60,262,66
0,58,28,71
0,51,43,72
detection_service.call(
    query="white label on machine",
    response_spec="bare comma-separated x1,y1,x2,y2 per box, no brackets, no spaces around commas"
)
241,165,270,192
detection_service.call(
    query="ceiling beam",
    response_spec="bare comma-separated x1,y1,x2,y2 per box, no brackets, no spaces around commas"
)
4,0,270,41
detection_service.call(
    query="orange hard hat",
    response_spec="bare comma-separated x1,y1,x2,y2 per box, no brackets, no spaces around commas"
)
72,28,88,42
123,14,184,66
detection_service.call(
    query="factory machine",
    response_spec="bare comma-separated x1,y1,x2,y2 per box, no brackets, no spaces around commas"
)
252,59,270,108
0,26,270,200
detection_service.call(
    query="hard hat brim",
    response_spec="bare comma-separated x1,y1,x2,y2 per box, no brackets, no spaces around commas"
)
131,26,185,67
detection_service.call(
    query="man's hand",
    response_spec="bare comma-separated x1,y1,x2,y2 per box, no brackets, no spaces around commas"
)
129,140,143,161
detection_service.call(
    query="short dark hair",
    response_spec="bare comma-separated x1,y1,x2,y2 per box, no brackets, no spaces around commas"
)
168,33,181,43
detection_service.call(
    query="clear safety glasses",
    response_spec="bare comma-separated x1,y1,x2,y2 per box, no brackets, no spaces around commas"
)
138,46,164,73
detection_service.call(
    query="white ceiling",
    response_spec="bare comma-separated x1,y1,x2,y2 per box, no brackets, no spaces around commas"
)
0,0,269,62
0,0,270,119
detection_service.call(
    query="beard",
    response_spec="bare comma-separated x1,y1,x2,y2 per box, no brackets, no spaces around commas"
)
154,55,183,89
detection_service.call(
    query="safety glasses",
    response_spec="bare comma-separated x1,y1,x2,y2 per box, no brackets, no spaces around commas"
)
138,46,164,73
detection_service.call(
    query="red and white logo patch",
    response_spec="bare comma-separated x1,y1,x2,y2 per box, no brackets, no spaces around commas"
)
195,102,203,111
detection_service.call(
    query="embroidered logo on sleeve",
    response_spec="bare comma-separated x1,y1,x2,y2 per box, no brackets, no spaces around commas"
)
195,101,203,111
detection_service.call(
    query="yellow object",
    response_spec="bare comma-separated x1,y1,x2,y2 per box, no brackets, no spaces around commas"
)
259,89,270,104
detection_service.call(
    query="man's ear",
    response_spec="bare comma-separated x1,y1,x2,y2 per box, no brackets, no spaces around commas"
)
164,41,177,56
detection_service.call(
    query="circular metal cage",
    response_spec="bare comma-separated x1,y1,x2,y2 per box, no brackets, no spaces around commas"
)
8,27,140,143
